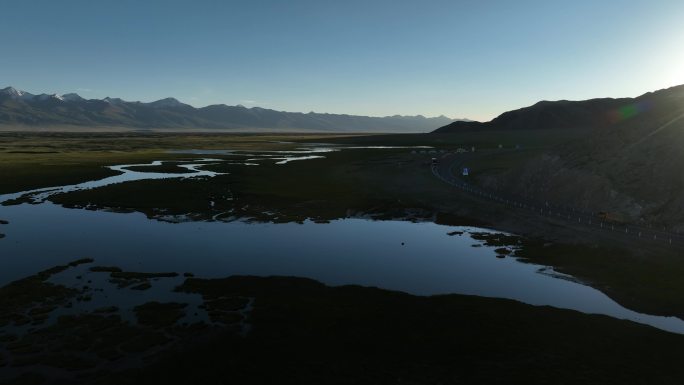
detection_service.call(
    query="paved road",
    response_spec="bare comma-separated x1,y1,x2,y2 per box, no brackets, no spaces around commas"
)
430,151,684,248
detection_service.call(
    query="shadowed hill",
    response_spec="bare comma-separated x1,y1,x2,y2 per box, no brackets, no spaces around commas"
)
433,84,684,228
434,84,684,133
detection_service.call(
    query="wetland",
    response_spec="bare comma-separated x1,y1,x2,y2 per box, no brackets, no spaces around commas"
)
2,132,684,384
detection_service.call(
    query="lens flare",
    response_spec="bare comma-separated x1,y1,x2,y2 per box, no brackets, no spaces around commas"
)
608,100,652,124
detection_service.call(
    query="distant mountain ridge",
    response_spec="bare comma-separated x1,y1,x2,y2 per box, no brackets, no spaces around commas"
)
0,87,459,133
434,84,684,133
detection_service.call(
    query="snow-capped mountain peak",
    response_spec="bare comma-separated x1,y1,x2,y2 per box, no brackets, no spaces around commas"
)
1,86,35,101
0,87,90,104
34,93,63,102
1,86,22,97
148,97,188,108
62,93,84,102
103,97,125,105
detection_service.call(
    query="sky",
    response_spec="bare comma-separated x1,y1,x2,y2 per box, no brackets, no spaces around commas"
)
1,0,683,121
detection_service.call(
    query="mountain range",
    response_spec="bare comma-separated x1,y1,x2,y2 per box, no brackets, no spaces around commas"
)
434,84,684,133
0,87,457,133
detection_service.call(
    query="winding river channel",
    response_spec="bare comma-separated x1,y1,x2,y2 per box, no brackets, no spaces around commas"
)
1,154,684,334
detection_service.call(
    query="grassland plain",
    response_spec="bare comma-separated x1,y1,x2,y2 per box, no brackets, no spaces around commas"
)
3,132,684,322
0,132,366,194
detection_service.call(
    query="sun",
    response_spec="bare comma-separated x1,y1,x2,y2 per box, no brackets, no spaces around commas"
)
658,44,684,87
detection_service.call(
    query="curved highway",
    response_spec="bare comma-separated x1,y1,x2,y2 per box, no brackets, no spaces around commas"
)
430,150,684,248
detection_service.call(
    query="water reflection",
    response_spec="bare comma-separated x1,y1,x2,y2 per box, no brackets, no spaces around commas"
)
2,156,684,334
1,199,684,334
0,159,223,204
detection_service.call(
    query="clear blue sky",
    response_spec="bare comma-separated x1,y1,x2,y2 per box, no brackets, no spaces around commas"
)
1,0,683,121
